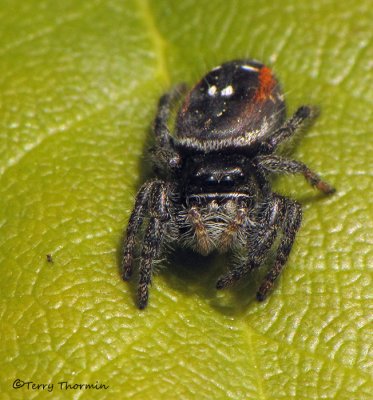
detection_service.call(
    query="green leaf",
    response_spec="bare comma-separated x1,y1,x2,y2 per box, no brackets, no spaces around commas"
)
0,0,372,399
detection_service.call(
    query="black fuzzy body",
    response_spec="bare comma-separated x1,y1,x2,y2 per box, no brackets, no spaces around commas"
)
122,59,335,309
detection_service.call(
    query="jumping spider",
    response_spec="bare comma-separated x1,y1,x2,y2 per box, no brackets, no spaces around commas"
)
122,59,335,309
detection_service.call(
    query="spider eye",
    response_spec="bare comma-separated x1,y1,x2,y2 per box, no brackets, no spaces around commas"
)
221,175,235,187
205,175,217,186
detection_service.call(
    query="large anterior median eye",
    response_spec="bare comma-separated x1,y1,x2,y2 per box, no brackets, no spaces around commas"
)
191,174,219,187
205,175,217,186
205,175,237,187
221,175,235,187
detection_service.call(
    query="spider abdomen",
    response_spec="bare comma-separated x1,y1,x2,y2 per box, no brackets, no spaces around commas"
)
176,59,285,141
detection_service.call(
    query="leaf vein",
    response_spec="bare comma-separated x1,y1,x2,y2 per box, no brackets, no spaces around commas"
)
136,0,170,86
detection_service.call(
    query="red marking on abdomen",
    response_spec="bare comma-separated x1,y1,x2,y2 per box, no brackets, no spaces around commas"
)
254,66,275,101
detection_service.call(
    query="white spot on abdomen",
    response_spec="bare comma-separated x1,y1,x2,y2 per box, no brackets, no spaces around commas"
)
241,65,260,72
221,85,234,96
208,85,217,96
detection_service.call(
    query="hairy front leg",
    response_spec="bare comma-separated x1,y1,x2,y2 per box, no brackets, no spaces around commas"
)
138,217,165,309
137,182,172,309
257,199,302,301
122,181,155,281
216,196,285,289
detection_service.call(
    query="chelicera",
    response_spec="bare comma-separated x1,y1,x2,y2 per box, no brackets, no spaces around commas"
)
122,59,335,309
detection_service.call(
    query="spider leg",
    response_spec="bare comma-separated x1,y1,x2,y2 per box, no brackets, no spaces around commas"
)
137,182,171,309
255,155,335,194
122,181,155,281
154,83,187,146
216,196,285,289
138,217,165,309
257,198,302,301
264,106,314,150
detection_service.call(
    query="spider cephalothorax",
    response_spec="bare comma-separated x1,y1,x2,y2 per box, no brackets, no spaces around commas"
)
122,59,335,309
